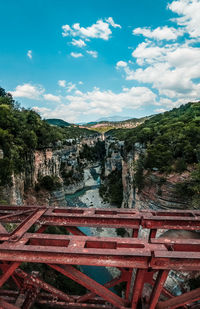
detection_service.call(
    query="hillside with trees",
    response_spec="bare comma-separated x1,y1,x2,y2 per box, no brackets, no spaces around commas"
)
0,87,98,186
107,102,200,208
45,118,71,127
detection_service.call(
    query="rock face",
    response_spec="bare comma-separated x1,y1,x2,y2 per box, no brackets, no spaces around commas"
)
104,138,123,177
121,144,189,211
136,172,189,210
101,138,189,210
122,150,135,209
1,136,101,206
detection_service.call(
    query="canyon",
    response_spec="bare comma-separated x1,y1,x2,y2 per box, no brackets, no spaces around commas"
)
0,132,192,213
0,131,199,298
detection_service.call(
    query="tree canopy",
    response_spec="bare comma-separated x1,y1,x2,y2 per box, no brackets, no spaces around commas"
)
0,87,98,186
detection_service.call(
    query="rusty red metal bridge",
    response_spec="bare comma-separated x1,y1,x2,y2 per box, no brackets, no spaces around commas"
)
0,205,200,309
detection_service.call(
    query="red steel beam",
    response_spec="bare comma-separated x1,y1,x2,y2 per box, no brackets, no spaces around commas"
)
0,262,22,289
156,286,200,309
49,264,127,309
148,270,169,309
0,206,141,229
0,290,114,308
142,210,200,231
77,272,126,303
131,269,146,309
1,206,200,232
15,268,74,303
0,262,20,288
65,226,87,236
125,268,133,301
0,233,160,268
8,208,46,241
0,206,200,308
0,298,19,309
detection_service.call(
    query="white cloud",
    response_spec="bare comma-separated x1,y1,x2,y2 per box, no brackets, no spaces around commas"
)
116,61,128,68
43,93,61,102
168,0,200,38
116,0,200,110
70,52,83,58
66,82,76,93
155,108,167,113
62,17,121,41
11,83,44,100
87,50,98,58
133,26,183,40
106,17,121,29
65,86,156,115
27,50,32,59
33,86,156,122
71,38,86,47
122,42,200,101
79,81,83,85
131,41,170,65
58,80,66,87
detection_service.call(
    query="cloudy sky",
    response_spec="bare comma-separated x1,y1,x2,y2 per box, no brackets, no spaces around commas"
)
0,0,200,123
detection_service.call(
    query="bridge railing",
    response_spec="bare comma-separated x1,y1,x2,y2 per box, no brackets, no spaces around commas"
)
0,205,200,308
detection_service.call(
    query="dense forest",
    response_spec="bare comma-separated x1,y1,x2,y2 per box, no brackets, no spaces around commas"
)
0,87,97,186
108,102,200,208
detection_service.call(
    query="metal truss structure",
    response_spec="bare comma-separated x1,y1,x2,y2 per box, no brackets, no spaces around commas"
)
0,205,200,308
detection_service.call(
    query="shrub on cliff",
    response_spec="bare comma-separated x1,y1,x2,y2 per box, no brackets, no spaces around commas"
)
174,163,200,208
108,102,200,173
100,169,123,207
79,141,106,162
39,175,62,191
0,87,98,187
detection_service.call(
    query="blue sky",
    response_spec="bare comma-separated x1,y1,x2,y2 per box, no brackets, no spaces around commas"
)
0,0,200,123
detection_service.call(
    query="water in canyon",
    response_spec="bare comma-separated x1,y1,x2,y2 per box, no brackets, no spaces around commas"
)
65,165,116,287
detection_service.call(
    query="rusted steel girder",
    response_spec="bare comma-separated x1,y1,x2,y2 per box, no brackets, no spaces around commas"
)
156,286,200,309
0,206,200,231
0,206,200,309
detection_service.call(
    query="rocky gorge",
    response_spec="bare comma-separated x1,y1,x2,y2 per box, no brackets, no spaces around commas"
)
0,135,102,207
102,136,192,211
0,122,199,298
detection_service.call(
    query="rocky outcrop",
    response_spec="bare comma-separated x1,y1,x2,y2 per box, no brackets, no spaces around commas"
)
1,137,103,206
122,150,135,209
0,174,25,206
121,144,190,211
104,138,123,177
137,172,189,210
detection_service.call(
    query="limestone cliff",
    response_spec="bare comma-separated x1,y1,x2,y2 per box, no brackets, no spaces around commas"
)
121,145,190,210
1,136,101,206
104,138,123,177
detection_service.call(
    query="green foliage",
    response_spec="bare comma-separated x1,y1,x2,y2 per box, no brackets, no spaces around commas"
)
108,102,200,173
100,170,123,207
45,118,71,127
116,228,126,237
61,168,84,186
174,158,187,173
133,154,145,191
0,87,99,186
39,175,61,191
174,163,200,208
0,158,13,185
80,141,106,161
188,277,200,291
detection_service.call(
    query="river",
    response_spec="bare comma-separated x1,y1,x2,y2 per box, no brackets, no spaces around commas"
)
65,166,117,287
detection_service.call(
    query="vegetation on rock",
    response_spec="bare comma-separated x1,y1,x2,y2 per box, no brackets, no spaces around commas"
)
79,141,106,162
45,118,71,127
99,169,123,207
0,87,98,187
108,102,200,208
